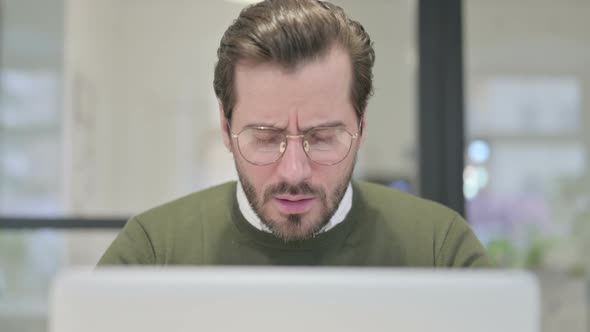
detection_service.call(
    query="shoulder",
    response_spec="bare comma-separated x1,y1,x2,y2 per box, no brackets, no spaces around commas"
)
133,181,236,230
352,181,490,267
353,180,459,226
99,182,237,265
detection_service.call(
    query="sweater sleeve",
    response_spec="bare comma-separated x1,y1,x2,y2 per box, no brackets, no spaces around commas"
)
97,217,156,265
435,214,493,268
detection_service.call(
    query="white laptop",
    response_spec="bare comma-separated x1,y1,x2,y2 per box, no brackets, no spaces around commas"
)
49,267,540,332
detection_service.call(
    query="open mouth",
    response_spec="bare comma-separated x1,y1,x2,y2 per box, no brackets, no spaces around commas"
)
273,197,315,214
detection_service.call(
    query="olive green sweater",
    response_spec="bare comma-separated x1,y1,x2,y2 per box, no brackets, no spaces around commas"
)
98,181,491,267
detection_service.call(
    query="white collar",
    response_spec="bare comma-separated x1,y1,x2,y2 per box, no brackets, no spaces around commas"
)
236,181,353,234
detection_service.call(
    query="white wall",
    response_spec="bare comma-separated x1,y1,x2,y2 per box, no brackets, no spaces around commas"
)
63,0,418,217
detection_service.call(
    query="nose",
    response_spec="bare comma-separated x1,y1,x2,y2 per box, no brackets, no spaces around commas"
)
275,136,312,184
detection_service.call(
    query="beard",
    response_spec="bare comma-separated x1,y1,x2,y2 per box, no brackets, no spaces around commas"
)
236,163,354,242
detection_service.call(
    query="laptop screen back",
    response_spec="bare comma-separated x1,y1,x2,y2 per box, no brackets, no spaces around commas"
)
49,267,539,332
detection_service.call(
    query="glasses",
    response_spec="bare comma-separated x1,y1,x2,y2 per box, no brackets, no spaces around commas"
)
228,122,361,166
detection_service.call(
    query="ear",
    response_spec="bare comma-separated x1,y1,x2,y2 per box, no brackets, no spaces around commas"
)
218,99,232,152
359,115,367,147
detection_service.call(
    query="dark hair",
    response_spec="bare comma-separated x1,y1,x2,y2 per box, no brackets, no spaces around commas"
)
213,0,375,121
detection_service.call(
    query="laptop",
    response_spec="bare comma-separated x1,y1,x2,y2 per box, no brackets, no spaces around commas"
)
49,267,540,332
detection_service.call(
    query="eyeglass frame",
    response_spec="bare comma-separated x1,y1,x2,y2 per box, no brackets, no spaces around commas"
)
226,119,362,166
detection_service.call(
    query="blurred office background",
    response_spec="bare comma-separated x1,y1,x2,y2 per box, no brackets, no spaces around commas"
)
0,0,588,331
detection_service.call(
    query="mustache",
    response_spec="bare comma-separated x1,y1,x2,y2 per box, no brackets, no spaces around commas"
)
263,182,324,204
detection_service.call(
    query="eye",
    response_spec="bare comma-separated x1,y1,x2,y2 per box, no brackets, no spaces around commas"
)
308,128,337,144
253,131,282,143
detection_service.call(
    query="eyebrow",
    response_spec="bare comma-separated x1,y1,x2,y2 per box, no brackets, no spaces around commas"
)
242,122,284,129
241,120,347,132
299,121,346,132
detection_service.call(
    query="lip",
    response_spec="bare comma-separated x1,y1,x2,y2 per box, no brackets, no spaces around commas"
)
272,197,316,214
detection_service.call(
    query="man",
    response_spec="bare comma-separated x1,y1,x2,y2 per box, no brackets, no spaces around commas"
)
99,0,491,267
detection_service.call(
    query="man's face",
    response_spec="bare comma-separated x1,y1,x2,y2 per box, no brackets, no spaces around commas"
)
220,46,365,242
